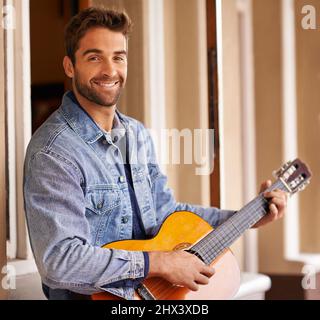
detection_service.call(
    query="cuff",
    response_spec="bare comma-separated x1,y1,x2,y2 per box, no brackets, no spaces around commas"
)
101,251,149,290
142,251,149,279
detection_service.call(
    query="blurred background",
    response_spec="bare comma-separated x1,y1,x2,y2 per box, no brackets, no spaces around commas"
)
0,0,319,300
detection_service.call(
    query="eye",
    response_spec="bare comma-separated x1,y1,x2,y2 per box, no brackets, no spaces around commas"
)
88,56,100,62
114,56,125,62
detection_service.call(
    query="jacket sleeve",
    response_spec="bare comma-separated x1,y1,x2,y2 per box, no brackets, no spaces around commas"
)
23,149,147,299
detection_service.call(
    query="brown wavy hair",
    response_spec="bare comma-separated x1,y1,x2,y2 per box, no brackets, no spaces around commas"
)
64,7,133,64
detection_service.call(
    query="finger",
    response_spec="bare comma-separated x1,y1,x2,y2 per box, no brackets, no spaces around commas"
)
264,190,287,200
260,180,272,193
270,198,286,219
200,266,215,278
261,208,276,224
270,197,286,209
188,281,199,291
269,203,278,217
264,189,285,197
195,274,210,285
259,180,269,193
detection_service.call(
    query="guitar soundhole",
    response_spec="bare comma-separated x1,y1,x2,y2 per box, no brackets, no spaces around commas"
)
173,242,192,250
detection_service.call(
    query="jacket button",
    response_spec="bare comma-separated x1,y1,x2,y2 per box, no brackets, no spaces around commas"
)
121,217,129,224
119,176,125,183
97,202,103,209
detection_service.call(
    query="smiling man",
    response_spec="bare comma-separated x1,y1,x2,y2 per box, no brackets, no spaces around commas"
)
23,7,288,300
63,16,128,132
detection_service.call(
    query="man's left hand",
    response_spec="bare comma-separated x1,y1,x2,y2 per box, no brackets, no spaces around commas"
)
252,180,288,228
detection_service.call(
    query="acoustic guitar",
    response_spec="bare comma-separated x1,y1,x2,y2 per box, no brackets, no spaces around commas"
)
92,158,311,300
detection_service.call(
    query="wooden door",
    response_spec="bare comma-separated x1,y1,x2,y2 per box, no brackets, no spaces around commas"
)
0,0,8,300
206,0,220,208
62,0,92,92
30,0,93,133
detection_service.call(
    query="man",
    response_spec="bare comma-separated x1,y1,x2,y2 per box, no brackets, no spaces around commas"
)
23,7,287,300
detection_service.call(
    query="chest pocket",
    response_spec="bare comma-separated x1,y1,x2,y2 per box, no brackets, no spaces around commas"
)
85,184,121,215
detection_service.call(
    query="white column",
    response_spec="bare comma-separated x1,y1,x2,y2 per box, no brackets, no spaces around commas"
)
143,0,167,173
282,0,300,261
14,0,32,259
5,0,32,260
237,0,258,273
281,0,320,267
5,0,17,259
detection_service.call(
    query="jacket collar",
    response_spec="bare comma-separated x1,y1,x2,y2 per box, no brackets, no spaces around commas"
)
59,91,127,144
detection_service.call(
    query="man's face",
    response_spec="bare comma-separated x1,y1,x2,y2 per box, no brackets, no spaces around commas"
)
71,27,127,108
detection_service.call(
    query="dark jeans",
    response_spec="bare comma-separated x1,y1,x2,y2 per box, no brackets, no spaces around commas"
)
42,283,91,300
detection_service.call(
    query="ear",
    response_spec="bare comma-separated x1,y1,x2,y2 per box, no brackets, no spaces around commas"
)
63,56,75,78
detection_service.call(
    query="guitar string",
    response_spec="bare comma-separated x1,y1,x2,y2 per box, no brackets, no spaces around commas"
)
198,198,268,262
194,201,265,261
199,179,284,257
177,180,282,264
141,180,287,298
212,180,286,252
142,180,284,297
197,196,272,263
193,179,285,263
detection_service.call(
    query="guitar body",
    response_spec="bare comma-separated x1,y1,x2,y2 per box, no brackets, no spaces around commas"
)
91,158,313,300
92,211,241,300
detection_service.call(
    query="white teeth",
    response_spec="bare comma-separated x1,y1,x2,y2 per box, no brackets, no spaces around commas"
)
94,81,118,88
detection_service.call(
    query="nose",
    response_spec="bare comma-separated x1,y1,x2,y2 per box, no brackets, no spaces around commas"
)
101,59,117,79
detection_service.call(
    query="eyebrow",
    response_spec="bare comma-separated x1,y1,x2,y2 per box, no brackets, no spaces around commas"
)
82,49,127,57
114,50,127,56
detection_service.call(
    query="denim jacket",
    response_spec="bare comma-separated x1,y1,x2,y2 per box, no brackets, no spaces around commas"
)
23,91,235,300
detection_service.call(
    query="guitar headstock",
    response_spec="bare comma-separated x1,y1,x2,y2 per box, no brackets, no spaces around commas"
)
273,158,312,194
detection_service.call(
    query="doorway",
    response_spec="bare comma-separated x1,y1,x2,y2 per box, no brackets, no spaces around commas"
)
29,0,88,133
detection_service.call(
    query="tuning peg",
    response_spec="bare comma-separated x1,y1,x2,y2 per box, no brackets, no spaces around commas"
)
283,160,292,170
297,180,310,192
273,161,292,178
292,180,310,194
272,170,278,179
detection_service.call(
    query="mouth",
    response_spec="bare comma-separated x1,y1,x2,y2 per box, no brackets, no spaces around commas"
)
92,80,120,89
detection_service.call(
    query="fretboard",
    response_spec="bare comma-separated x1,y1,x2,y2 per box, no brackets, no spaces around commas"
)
191,179,288,265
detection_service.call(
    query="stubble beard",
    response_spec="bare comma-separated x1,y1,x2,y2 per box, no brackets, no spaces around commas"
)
74,72,123,108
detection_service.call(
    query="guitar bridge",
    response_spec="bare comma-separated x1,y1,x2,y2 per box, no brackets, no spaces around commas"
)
136,283,156,300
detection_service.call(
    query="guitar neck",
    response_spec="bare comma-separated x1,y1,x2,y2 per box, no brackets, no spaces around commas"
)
191,179,289,265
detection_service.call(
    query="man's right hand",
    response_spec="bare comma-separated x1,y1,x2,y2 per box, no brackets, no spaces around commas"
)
147,251,215,291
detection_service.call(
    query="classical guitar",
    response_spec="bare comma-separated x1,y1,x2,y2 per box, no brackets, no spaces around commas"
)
92,158,311,300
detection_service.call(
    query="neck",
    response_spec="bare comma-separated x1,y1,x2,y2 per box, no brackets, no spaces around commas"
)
189,179,287,264
72,89,116,132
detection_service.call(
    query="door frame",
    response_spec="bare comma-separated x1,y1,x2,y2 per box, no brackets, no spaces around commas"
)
5,0,32,261
0,0,8,300
206,0,221,208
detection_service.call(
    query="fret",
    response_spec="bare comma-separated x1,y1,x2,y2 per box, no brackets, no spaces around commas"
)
191,179,287,264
